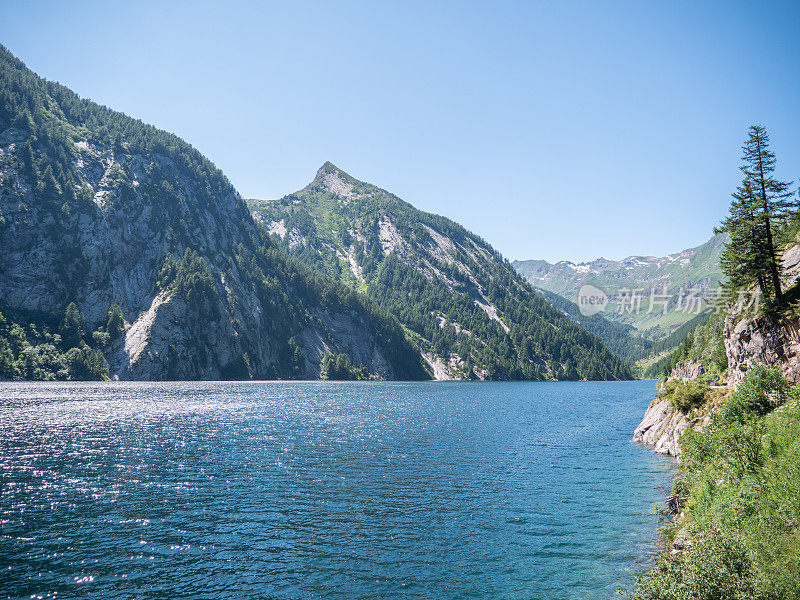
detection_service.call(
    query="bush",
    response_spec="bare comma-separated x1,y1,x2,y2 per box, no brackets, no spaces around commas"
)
630,530,757,600
720,364,789,423
665,377,711,413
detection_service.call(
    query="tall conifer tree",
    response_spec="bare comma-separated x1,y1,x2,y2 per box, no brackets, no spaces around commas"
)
717,126,796,304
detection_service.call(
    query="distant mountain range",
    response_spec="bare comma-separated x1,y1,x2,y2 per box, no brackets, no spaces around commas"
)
513,233,726,341
248,163,632,380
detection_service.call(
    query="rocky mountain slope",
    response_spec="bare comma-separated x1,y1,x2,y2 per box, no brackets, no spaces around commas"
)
723,243,800,386
0,45,428,381
633,302,730,457
248,163,632,381
513,233,726,339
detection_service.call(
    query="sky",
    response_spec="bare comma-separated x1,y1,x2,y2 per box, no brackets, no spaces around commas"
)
1,1,799,262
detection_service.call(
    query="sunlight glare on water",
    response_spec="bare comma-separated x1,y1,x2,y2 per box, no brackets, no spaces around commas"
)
0,380,674,600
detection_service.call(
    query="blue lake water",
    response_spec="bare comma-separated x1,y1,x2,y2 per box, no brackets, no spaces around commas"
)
0,380,673,600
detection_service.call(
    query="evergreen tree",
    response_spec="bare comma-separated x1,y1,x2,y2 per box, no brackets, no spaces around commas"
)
717,126,796,304
717,180,769,295
105,304,125,339
59,302,85,348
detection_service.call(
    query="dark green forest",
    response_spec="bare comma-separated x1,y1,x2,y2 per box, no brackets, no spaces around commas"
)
536,288,655,366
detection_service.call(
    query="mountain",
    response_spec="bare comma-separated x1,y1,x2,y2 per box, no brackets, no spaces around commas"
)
513,233,726,339
0,45,428,381
247,163,632,381
533,287,655,366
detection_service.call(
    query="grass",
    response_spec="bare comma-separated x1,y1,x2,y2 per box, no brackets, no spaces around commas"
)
628,365,800,599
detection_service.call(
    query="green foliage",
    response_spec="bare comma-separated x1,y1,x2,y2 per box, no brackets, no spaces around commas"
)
320,352,370,381
660,376,711,413
719,364,789,424
642,311,715,378
158,249,219,318
630,367,800,600
64,346,109,381
105,304,124,340
59,302,85,348
646,309,727,381
0,306,109,381
630,530,758,600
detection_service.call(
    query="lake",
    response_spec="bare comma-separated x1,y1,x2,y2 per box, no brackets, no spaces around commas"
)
0,380,673,600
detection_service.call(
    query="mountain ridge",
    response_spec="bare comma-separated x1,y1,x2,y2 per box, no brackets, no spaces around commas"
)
0,43,630,383
513,233,726,340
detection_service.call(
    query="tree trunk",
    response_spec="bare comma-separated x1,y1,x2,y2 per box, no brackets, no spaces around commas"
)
756,137,783,304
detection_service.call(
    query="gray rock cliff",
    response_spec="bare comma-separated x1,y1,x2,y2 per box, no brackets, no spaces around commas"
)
0,46,427,381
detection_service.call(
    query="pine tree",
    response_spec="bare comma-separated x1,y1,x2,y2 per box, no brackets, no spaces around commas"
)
717,126,797,304
59,302,85,349
717,181,769,295
743,126,796,302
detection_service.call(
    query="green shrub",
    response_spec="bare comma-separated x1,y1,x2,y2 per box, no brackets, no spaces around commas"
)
720,364,789,423
630,530,757,600
665,377,711,413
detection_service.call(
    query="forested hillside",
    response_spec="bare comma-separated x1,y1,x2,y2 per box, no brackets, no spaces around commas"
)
249,163,632,381
0,45,427,381
535,288,655,366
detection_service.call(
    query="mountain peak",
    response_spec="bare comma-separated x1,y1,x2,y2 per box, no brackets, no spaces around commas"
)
311,161,357,198
314,161,345,180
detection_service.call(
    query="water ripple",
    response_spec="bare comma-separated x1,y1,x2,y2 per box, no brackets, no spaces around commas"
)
0,380,674,600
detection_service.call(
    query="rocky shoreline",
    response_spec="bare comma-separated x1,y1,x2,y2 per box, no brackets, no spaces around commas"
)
631,398,687,457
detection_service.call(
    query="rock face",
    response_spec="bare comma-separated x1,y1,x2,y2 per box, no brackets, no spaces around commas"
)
666,360,706,383
0,45,428,381
725,313,800,387
633,357,715,457
723,238,800,387
634,307,800,457
632,399,687,457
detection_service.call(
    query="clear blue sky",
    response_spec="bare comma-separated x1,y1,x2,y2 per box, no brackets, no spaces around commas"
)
2,1,798,262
